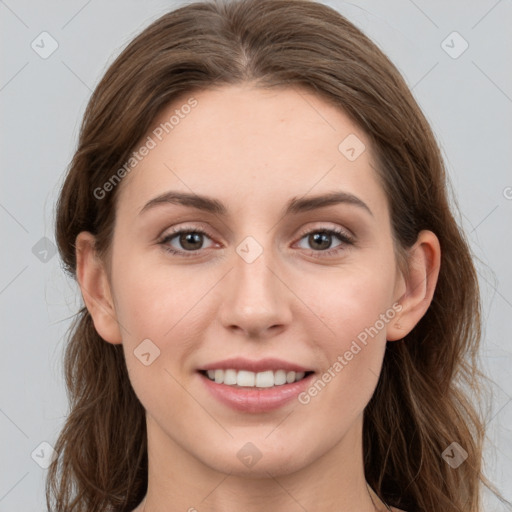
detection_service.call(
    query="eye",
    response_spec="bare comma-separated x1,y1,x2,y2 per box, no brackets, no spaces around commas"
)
158,226,216,257
158,225,354,259
295,227,354,258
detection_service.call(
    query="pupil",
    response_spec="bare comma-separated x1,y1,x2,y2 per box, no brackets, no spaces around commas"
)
181,232,202,250
310,232,330,250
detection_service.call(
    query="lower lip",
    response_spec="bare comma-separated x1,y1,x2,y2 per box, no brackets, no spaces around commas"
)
198,372,315,413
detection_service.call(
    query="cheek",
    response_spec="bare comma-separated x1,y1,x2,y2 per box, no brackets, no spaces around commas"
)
111,254,221,389
295,255,397,402
113,264,199,410
300,262,396,345
112,253,205,337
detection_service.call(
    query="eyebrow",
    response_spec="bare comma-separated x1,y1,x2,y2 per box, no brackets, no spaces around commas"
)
139,190,373,217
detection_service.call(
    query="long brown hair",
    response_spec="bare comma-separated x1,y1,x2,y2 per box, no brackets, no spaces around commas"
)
48,0,508,510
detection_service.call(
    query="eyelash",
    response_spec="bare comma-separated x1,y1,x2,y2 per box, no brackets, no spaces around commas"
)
158,225,354,259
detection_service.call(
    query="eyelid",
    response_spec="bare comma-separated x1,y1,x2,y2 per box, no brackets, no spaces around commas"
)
158,221,216,239
294,222,354,241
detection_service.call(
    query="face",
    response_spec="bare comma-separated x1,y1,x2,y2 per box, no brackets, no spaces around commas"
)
86,84,411,478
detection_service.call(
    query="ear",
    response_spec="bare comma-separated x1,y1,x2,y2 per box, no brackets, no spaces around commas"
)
386,230,441,341
75,231,122,344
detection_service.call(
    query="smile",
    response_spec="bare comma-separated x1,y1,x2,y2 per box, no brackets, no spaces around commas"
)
200,369,312,388
197,358,316,412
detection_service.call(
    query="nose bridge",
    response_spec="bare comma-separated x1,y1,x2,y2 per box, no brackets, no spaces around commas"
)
218,232,291,335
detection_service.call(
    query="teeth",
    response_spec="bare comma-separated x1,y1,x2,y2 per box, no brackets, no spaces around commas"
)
255,370,274,388
203,369,309,387
274,369,287,385
223,369,237,385
237,370,255,387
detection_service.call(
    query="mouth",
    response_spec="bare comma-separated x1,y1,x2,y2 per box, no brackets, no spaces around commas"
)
196,358,316,412
198,368,315,388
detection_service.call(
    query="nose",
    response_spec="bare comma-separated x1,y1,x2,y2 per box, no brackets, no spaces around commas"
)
218,238,293,339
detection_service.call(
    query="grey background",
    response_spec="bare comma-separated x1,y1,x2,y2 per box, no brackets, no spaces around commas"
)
1,0,511,510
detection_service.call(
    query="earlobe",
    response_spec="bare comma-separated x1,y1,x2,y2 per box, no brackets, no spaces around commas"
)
75,232,123,344
386,230,441,342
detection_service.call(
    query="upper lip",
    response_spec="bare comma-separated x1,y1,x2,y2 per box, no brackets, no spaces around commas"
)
199,357,313,373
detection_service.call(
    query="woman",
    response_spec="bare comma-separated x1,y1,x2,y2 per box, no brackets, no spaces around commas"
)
47,0,508,511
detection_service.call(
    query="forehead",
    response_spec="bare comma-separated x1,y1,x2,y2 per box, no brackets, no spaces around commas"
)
116,84,387,220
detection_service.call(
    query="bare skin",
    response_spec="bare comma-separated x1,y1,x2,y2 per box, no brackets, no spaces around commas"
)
76,84,439,512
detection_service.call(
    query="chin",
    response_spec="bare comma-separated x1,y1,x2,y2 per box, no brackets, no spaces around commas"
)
200,441,315,478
